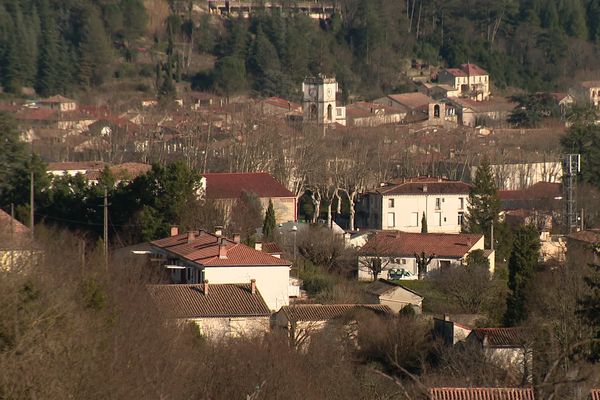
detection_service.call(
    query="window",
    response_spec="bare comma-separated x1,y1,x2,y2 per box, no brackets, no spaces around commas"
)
327,104,333,121
459,197,464,209
435,198,441,210
388,198,395,208
440,260,451,269
434,104,440,118
336,108,342,117
412,212,419,226
458,212,464,226
401,259,407,265
387,212,395,228
437,212,442,226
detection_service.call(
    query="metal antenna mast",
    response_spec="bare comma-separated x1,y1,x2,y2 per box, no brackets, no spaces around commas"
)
563,154,580,233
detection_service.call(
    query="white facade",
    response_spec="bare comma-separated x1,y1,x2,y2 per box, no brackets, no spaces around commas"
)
204,266,290,311
369,193,468,233
188,316,270,339
438,68,490,101
480,161,563,190
302,75,346,125
359,253,471,281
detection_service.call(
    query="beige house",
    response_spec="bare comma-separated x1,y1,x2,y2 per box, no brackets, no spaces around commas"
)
575,81,600,107
274,304,392,349
438,63,490,101
149,228,294,310
345,101,404,127
200,172,297,223
38,94,77,111
0,209,38,271
147,281,271,340
364,279,423,313
466,327,532,382
357,231,493,281
358,177,472,234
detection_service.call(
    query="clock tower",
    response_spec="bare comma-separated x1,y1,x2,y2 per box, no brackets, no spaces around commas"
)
302,75,345,125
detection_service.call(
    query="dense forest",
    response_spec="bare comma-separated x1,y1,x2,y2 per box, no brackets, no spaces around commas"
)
3,0,600,99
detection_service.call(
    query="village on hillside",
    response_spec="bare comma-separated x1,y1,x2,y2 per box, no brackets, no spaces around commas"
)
3,1,600,399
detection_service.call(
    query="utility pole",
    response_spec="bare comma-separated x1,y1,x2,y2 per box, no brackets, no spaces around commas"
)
103,186,108,270
490,222,494,251
30,169,34,238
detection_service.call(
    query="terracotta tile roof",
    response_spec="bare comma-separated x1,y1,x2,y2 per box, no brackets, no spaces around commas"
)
39,95,76,104
150,230,291,267
47,161,107,172
147,283,271,318
280,304,392,322
449,97,516,113
0,209,30,237
202,172,294,199
15,108,57,121
373,177,471,195
110,163,151,180
262,96,301,112
470,327,527,347
365,279,423,298
387,92,433,110
581,81,600,88
429,387,535,400
567,229,600,245
460,63,488,76
499,182,561,202
358,231,483,259
261,242,283,254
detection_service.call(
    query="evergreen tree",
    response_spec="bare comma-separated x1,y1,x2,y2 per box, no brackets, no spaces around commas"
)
421,212,427,234
578,258,600,358
78,5,114,86
504,224,540,326
35,0,60,96
464,157,501,249
262,199,276,242
213,56,247,97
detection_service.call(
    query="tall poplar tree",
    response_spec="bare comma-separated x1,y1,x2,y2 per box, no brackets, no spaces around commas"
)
262,199,276,242
464,157,501,248
504,224,540,326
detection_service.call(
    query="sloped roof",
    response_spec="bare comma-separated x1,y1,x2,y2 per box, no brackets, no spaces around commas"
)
202,172,294,199
471,327,527,347
47,161,107,172
373,177,472,195
499,182,561,202
262,97,301,112
358,231,483,259
387,92,433,110
280,304,392,322
460,63,488,76
567,229,600,245
150,230,290,267
261,242,283,254
110,163,151,180
581,81,600,89
147,283,270,318
365,279,423,298
430,388,535,400
0,209,30,237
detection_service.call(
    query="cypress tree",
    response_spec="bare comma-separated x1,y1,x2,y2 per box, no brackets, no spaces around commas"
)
504,224,540,326
421,212,427,234
262,199,276,242
35,0,60,96
578,259,600,358
464,157,501,248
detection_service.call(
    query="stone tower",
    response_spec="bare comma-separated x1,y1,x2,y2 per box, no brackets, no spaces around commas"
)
302,75,344,125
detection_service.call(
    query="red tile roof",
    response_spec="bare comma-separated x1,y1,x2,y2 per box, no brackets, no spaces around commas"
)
202,172,294,199
0,209,31,238
446,68,468,77
470,327,527,347
150,230,291,267
430,388,535,400
15,108,57,121
47,161,107,172
358,231,483,259
387,92,433,110
147,283,270,318
110,163,151,180
498,182,561,201
567,229,600,245
279,304,392,322
262,96,301,112
261,242,283,254
460,63,488,76
374,177,471,195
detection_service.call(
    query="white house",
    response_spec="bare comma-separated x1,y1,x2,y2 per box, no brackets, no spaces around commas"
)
357,231,492,281
358,177,471,234
364,279,424,313
147,281,271,340
478,161,563,190
437,63,490,101
149,228,293,311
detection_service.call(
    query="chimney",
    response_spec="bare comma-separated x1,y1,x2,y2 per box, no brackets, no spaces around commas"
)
170,226,179,236
444,314,450,321
203,279,209,295
187,231,195,243
482,333,489,348
233,233,241,244
250,279,256,294
218,238,227,259
254,242,263,251
214,226,223,237
423,184,428,192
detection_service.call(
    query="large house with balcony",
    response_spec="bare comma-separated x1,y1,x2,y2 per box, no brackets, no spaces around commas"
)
438,63,490,101
357,177,471,234
148,228,293,311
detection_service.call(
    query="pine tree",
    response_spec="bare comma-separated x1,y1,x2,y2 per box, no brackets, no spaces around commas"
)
504,224,540,326
421,212,427,234
35,0,60,96
465,157,501,249
262,199,276,242
578,257,600,358
78,5,114,86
